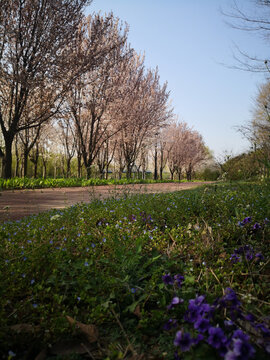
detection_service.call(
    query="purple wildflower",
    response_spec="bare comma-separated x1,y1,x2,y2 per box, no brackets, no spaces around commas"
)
239,217,251,226
174,331,193,352
184,295,212,323
254,323,270,337
253,222,261,230
174,274,184,288
193,333,204,345
232,329,249,342
207,327,227,349
167,296,184,310
224,320,234,327
162,273,174,285
242,217,251,225
245,251,253,261
223,288,241,307
163,318,178,331
255,252,264,261
194,295,205,305
194,317,211,333
184,302,201,323
230,253,241,263
231,338,255,359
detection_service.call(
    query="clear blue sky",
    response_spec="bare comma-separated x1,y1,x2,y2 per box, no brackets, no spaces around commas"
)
86,0,268,159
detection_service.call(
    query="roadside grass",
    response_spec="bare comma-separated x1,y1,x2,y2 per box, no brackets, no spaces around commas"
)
0,177,201,191
0,182,269,359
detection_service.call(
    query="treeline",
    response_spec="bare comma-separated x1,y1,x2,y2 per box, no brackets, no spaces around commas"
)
0,1,207,179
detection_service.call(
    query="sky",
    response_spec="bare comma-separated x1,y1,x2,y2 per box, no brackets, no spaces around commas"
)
85,0,268,159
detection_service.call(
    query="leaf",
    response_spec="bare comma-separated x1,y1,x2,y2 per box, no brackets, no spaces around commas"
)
10,323,40,333
66,315,98,343
184,275,195,285
125,294,147,313
134,304,142,319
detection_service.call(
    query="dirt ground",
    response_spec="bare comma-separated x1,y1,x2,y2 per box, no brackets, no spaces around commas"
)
0,182,212,222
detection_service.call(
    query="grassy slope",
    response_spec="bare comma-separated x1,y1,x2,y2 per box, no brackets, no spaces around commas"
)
0,182,269,359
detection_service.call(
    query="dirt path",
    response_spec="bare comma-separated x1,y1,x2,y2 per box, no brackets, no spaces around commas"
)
0,182,212,222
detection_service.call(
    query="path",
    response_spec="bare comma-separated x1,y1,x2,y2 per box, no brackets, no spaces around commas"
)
0,182,211,222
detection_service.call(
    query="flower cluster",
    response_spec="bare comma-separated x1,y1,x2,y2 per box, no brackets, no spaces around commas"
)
230,245,264,264
162,273,184,288
238,217,251,226
237,216,267,233
164,281,270,359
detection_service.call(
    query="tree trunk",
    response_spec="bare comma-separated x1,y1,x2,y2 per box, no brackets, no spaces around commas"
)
154,145,158,180
42,160,47,178
34,161,38,178
3,136,13,178
126,164,132,179
23,148,30,178
77,154,82,178
86,166,91,179
66,158,71,178
159,150,163,180
159,166,163,180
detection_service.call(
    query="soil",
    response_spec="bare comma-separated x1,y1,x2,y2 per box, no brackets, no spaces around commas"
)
0,181,212,222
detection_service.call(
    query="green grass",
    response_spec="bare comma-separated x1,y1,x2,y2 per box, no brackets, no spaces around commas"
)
0,182,269,359
0,177,202,190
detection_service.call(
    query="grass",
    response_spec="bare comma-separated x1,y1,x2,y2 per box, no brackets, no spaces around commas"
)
0,177,202,190
0,182,269,359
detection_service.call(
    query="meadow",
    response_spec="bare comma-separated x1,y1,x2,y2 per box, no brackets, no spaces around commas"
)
0,182,269,359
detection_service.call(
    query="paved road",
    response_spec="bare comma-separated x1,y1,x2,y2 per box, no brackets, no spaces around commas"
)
0,182,211,222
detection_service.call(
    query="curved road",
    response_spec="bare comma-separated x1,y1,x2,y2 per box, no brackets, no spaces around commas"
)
0,182,211,222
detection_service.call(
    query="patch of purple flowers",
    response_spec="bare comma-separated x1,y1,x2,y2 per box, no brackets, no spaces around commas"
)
184,295,213,324
238,217,251,227
230,245,264,264
162,273,174,285
207,326,228,350
162,273,185,288
225,330,255,360
174,331,193,352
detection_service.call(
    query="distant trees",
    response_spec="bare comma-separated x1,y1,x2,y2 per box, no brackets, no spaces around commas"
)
0,2,207,179
162,122,207,181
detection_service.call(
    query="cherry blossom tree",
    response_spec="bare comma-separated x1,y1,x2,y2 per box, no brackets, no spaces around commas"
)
67,14,131,179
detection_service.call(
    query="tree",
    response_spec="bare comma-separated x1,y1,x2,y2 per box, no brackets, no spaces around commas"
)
67,14,131,179
57,118,76,178
0,0,93,178
118,66,173,179
224,0,270,72
251,81,270,176
165,122,206,181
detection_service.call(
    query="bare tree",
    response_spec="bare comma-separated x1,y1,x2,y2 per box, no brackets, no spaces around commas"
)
96,136,117,179
0,0,97,178
57,118,77,177
223,0,270,72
